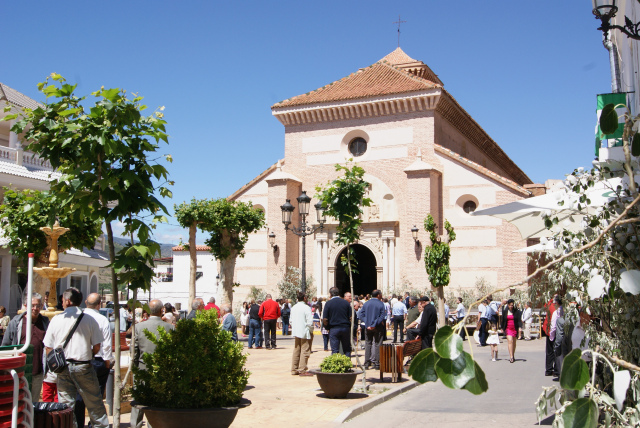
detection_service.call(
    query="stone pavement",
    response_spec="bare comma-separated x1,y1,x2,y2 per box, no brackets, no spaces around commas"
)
343,337,555,427
111,330,417,427
109,331,552,428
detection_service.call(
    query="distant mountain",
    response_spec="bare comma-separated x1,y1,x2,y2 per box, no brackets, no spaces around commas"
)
108,236,176,258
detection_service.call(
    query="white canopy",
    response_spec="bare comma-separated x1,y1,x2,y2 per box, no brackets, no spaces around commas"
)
472,178,622,240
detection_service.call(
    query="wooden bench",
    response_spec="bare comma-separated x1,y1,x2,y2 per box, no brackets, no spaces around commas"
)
379,339,422,382
112,331,129,352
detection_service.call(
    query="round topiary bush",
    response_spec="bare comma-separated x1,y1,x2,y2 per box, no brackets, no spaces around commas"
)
132,309,249,409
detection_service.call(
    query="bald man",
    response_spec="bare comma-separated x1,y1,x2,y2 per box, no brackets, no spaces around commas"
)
131,299,174,428
75,293,114,427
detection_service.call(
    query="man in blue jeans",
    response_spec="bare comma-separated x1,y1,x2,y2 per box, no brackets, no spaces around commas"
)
248,299,262,349
322,287,352,356
357,289,387,369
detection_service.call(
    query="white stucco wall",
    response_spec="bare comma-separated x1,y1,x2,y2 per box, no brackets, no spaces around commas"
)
149,250,219,312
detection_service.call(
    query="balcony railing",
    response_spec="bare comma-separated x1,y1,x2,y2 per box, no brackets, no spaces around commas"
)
0,146,52,170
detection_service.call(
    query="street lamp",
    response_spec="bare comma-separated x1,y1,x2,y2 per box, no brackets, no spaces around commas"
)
268,231,278,253
593,0,640,40
280,191,326,293
411,225,419,245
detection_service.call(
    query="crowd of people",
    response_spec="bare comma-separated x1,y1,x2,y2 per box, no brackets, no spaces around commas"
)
3,283,570,428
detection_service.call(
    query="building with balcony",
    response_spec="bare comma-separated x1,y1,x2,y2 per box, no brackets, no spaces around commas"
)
0,83,109,314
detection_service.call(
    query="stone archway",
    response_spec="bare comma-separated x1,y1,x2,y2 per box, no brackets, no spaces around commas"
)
334,244,377,297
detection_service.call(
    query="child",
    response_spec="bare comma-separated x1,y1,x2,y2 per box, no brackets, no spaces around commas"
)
486,322,500,361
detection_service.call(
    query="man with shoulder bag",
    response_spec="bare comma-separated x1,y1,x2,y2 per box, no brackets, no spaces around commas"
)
43,288,109,428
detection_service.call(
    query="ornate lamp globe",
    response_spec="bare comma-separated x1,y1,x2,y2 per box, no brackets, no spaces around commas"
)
280,200,294,226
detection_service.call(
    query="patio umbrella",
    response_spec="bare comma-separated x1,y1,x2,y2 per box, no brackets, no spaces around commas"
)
471,178,622,240
512,241,561,256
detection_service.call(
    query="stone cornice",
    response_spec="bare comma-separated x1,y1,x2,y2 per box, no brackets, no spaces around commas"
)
271,89,441,126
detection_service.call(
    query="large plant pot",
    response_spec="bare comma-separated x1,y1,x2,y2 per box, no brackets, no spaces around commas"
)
309,369,363,398
132,398,251,428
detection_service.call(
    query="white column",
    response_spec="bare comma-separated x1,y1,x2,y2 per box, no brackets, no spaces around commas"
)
315,239,322,297
389,237,395,290
8,121,19,149
0,255,11,309
383,238,389,295
322,241,328,296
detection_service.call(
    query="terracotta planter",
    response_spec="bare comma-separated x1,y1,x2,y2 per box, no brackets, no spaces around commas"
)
131,398,251,428
309,369,363,398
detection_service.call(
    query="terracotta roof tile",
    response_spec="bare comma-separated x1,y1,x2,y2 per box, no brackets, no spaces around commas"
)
272,62,440,109
0,83,41,110
379,47,418,65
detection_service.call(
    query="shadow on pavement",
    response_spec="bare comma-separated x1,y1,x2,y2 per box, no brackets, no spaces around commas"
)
315,392,369,399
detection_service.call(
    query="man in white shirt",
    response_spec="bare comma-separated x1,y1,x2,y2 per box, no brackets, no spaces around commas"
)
290,291,314,376
391,299,407,343
119,304,130,332
478,299,488,346
43,288,109,428
84,293,113,390
74,293,113,427
521,301,533,340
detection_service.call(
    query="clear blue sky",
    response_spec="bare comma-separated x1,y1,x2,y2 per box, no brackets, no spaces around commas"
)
2,1,612,245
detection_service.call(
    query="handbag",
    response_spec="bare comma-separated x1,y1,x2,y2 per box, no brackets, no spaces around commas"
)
46,312,84,374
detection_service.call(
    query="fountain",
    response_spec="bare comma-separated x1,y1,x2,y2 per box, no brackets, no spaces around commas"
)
33,221,75,316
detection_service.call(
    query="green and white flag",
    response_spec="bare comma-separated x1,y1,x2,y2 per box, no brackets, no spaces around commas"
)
595,93,627,156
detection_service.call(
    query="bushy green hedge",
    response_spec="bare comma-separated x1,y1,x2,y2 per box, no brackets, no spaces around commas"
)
320,353,353,373
132,309,249,408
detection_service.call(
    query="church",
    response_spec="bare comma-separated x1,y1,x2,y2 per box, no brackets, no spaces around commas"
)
228,48,541,299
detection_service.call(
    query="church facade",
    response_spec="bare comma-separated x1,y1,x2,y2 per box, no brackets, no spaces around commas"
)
229,48,540,299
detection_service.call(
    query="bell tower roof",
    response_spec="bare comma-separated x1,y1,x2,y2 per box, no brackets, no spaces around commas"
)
379,47,443,86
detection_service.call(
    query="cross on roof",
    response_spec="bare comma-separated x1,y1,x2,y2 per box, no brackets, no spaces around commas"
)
393,15,407,47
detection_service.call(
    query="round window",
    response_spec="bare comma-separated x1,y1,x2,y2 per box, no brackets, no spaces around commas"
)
348,137,367,157
463,201,477,213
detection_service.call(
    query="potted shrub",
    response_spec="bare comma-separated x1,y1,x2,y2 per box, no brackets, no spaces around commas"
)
310,354,363,398
132,309,250,428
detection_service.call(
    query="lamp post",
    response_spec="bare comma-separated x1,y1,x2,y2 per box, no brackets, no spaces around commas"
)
593,0,640,40
280,191,326,294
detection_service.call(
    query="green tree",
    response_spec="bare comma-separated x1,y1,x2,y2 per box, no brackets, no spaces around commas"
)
423,214,456,328
316,162,371,383
2,74,171,427
531,102,640,426
198,198,264,307
0,188,102,270
277,266,315,304
175,198,219,308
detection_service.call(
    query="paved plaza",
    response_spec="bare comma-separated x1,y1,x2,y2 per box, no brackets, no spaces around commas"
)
111,331,555,427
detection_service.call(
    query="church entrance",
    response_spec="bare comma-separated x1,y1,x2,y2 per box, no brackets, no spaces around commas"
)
334,244,377,297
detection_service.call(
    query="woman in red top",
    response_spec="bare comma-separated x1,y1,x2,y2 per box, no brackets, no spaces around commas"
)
500,299,521,363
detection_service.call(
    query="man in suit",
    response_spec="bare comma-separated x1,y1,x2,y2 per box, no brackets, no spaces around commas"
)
186,298,204,320
417,296,438,349
130,299,174,428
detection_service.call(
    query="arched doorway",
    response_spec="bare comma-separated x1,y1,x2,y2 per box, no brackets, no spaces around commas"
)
334,244,377,297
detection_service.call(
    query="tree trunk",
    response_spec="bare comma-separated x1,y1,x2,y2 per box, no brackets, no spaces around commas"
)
219,231,238,307
105,220,121,428
346,245,366,389
219,254,237,307
188,222,197,309
436,286,446,328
